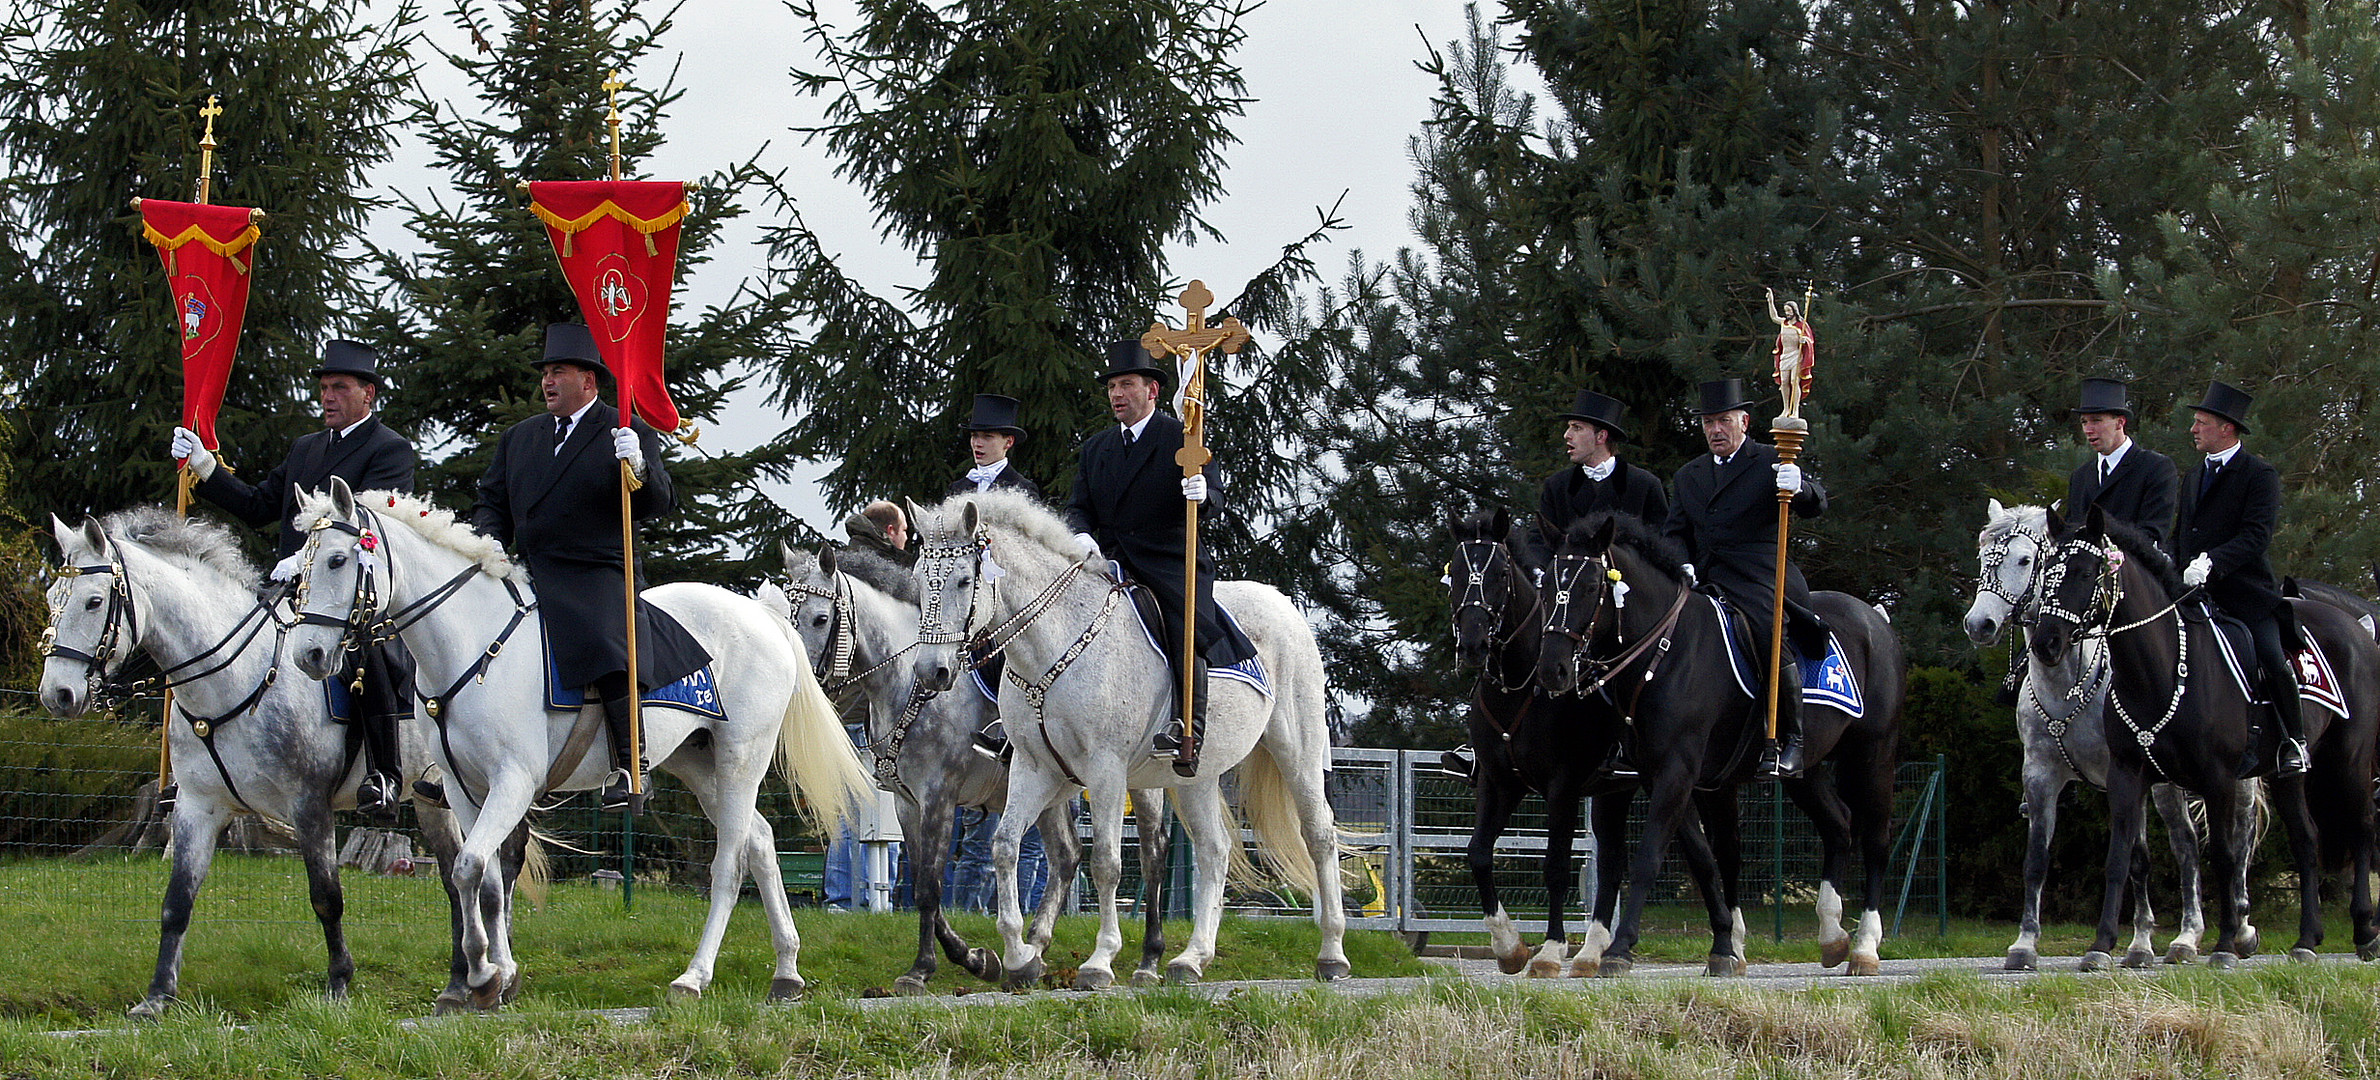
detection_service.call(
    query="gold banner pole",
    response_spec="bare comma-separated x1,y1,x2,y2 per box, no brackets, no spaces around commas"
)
1141,282,1249,770
600,71,646,803
159,93,225,790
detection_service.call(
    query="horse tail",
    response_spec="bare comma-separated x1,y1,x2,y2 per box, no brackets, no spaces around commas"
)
2185,778,2272,854
517,829,552,906
1233,742,1322,899
768,611,871,839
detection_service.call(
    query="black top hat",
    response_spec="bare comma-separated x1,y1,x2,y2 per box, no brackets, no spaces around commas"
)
1555,389,1631,441
2190,380,2254,435
2069,377,2133,419
533,323,610,377
309,340,386,388
1693,378,1757,416
1096,340,1168,386
961,394,1027,439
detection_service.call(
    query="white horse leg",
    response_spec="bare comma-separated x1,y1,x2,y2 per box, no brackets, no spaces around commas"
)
1074,784,1129,990
2152,783,2205,963
456,776,538,1009
1815,881,1849,966
668,754,764,999
2007,765,2068,971
741,813,806,1001
1292,761,1349,982
1849,909,1883,974
131,795,231,1020
1165,780,1233,983
996,766,1066,990
2121,811,2160,968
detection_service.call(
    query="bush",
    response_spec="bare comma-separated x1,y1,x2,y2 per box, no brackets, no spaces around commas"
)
0,708,158,854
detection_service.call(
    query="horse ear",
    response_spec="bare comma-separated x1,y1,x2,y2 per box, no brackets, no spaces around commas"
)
328,475,356,519
78,515,107,558
1489,506,1511,541
903,497,927,539
2084,502,2109,536
1446,508,1465,539
958,498,978,538
1590,514,1618,554
817,543,839,576
51,513,81,557
2043,505,2066,537
1987,497,2006,520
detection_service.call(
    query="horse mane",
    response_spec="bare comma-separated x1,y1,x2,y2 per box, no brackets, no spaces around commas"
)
1563,511,1690,581
833,545,918,603
104,506,259,586
923,489,1079,559
1980,503,2050,546
295,488,521,582
2086,515,2181,594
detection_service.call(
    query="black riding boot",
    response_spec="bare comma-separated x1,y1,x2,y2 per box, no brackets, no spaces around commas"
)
2268,673,2308,777
600,695,648,814
1758,683,1807,779
350,646,403,823
1152,659,1210,777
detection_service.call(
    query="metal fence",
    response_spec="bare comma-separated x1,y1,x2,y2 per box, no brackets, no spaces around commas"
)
1,697,1947,940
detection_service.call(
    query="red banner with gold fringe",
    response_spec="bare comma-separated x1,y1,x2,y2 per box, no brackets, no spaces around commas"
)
528,180,688,432
141,199,261,456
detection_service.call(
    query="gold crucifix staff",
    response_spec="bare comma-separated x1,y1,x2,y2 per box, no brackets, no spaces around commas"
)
600,69,648,808
1140,281,1249,770
1764,284,1818,762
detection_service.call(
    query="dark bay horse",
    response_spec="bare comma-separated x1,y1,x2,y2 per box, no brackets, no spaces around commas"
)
2029,507,2379,966
1446,509,1732,976
1536,513,1905,976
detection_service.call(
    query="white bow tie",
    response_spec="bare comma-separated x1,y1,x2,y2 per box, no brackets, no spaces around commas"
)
967,463,1004,488
1581,461,1616,482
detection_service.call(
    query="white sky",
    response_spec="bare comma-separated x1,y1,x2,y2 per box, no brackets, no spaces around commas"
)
369,1,1510,537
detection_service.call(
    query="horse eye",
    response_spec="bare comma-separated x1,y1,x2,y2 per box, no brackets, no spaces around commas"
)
811,613,828,627
955,576,971,590
327,552,348,569
85,596,102,611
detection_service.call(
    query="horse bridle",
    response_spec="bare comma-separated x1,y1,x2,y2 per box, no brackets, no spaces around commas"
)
1451,539,1536,693
44,540,284,709
782,569,932,792
1542,552,1619,687
1976,527,2047,618
1539,550,1693,727
2036,534,2191,776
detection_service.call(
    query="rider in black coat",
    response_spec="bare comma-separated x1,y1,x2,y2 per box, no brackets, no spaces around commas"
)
468,324,710,811
2170,380,2303,775
2064,377,2179,548
1663,379,1829,778
173,341,416,819
944,394,1044,501
1522,388,1669,569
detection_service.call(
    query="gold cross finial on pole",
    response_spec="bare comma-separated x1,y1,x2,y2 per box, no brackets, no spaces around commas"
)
603,71,626,182
196,95,223,205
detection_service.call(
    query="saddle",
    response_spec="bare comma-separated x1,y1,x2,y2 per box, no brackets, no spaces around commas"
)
541,635,727,720
1710,595,1866,719
1117,575,1271,698
2187,600,2348,720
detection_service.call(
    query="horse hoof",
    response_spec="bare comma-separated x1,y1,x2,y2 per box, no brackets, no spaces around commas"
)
2078,950,2112,972
1525,957,1563,978
1819,939,1851,969
2288,947,2318,964
1704,955,1741,977
1164,961,1203,985
964,947,1000,980
2237,928,2261,957
1073,967,1114,991
432,990,471,1016
2004,949,2038,972
500,969,523,1006
2207,952,2238,970
1599,957,1633,978
2165,943,2198,965
1130,969,1163,988
769,976,808,1002
668,979,703,999
2122,948,2155,970
1000,958,1046,992
2357,938,2379,963
1847,955,1880,977
1567,958,1601,979
1494,949,1530,976
1317,958,1351,982
126,998,169,1022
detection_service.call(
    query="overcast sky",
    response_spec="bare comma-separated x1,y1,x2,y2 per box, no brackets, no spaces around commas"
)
369,1,1505,535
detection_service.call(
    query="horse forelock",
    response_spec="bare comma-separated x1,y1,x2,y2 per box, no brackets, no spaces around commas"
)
1980,503,2050,547
919,489,1078,563
1454,509,1510,545
2095,516,2179,593
1562,512,1689,582
293,488,520,582
103,506,259,587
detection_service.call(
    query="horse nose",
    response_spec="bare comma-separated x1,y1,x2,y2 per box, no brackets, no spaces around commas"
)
295,641,330,678
921,662,953,693
2027,626,2064,666
40,684,79,717
1963,612,1999,645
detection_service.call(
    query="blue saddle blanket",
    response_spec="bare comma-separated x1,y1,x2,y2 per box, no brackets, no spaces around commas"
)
543,637,727,720
324,678,355,724
1711,597,1864,718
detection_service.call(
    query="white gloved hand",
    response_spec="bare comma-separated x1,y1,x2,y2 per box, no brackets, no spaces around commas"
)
1682,563,1699,586
269,553,304,583
1774,463,1803,494
612,427,644,477
1073,532,1101,557
1181,474,1207,502
171,426,218,481
1531,566,1546,588
2183,553,2213,587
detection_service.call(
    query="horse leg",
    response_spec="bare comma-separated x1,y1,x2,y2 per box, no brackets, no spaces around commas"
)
1288,749,1350,983
1026,797,1080,953
1667,798,1739,976
2119,812,2159,968
2352,795,2380,961
2150,782,2205,964
664,755,766,998
739,808,806,1001
1568,791,1632,977
896,793,957,993
1468,772,1532,974
1074,783,1131,990
1782,775,1855,969
1525,781,1583,978
1603,772,1695,976
994,766,1066,990
1164,780,1233,984
291,798,354,1001
2007,764,2071,970
1129,789,1170,986
457,778,537,1008
1836,745,1895,976
2082,765,2147,972
130,795,231,1020
2269,774,2324,960
1687,788,1749,976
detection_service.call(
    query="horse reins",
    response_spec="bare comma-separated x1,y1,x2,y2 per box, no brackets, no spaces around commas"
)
782,571,934,792
2037,536,2198,780
1451,539,1538,694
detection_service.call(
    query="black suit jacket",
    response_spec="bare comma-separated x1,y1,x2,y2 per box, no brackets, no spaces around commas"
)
1663,440,1827,614
195,415,415,558
1524,458,1669,568
2065,444,2178,548
469,402,708,689
945,463,1044,501
1062,411,1244,662
2172,448,2283,620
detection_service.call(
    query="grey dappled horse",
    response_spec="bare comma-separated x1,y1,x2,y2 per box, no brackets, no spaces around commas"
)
39,509,511,1017
284,480,871,1007
771,541,1174,992
907,491,1348,989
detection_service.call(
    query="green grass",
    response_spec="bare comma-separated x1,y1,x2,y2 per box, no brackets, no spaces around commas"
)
0,854,1433,1023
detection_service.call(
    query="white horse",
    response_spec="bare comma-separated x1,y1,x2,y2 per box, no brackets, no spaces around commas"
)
284,479,870,1007
40,509,493,1018
907,490,1347,988
1964,498,2249,970
773,542,1180,992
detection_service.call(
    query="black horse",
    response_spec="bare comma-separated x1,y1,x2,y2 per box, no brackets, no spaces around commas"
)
1446,509,1732,976
1535,513,1906,976
2029,506,2379,966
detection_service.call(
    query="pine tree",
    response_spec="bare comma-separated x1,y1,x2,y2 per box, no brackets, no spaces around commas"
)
359,0,801,584
764,0,1259,510
0,0,416,543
